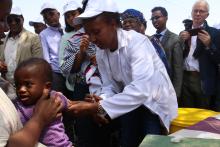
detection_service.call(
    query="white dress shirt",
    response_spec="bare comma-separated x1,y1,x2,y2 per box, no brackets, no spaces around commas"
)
98,29,178,131
184,36,200,71
0,88,23,146
4,36,19,83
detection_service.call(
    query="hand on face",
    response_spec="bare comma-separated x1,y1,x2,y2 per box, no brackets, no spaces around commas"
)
198,30,211,47
80,34,90,53
33,88,63,127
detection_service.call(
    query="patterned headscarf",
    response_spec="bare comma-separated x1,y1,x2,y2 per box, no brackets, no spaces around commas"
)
121,9,146,25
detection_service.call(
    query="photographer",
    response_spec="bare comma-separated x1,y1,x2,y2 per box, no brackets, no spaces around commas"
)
179,0,220,111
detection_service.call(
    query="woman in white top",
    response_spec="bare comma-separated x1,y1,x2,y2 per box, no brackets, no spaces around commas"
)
70,0,178,146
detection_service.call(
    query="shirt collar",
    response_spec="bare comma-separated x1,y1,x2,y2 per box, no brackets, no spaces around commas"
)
116,28,128,51
8,28,25,39
157,28,167,36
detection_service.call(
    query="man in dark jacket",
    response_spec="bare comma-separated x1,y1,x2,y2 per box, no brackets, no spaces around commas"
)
179,0,220,111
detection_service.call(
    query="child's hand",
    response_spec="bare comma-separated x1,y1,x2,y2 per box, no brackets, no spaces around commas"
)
80,34,90,53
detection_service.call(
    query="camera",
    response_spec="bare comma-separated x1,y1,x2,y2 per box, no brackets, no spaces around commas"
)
188,28,204,36
182,19,204,36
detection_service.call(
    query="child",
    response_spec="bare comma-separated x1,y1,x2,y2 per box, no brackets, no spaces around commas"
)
13,58,72,147
84,55,102,95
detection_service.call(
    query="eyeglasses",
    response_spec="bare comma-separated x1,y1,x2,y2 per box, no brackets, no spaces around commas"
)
193,9,208,14
150,16,163,21
7,17,21,24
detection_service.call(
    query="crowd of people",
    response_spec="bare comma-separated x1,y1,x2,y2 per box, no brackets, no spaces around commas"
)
0,0,219,146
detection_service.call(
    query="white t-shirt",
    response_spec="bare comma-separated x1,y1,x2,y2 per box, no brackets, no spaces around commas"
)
0,88,22,147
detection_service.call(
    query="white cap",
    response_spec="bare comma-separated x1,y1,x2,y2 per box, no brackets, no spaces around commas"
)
40,2,57,14
29,16,45,26
10,7,22,15
63,0,82,15
74,0,118,25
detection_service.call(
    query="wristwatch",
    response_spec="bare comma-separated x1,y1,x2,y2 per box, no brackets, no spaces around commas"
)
97,102,107,116
97,103,111,121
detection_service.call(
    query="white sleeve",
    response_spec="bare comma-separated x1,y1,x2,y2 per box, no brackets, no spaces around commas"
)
0,88,23,147
39,33,51,64
100,37,157,119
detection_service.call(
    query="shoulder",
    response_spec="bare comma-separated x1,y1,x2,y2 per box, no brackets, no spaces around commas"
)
39,28,50,37
119,29,148,47
21,29,38,39
166,30,179,40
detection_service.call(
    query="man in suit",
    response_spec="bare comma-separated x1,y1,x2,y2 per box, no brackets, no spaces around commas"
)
151,6,183,99
0,7,42,83
179,0,220,110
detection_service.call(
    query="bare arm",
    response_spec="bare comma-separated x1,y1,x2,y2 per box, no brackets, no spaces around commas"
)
7,89,62,147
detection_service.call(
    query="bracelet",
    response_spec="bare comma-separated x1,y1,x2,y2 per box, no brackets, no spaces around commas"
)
97,102,106,116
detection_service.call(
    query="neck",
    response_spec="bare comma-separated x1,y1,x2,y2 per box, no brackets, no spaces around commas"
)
157,26,166,33
193,22,203,28
10,30,22,38
109,30,118,52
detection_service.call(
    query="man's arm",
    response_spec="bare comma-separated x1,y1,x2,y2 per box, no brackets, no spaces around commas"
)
172,38,183,97
31,35,43,58
7,89,62,147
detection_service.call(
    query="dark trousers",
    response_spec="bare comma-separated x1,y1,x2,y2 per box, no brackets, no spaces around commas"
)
120,106,162,147
180,71,211,109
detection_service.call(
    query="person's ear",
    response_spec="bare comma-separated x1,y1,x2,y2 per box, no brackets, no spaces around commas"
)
45,82,52,90
110,19,117,29
206,12,209,18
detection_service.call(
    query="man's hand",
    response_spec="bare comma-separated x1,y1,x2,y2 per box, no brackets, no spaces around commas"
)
33,88,63,127
198,30,211,47
0,60,7,73
179,31,191,41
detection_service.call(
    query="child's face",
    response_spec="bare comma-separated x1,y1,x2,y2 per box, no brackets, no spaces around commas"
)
14,66,48,106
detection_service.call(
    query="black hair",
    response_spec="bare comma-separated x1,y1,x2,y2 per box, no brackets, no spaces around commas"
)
64,8,83,32
15,58,52,82
151,6,168,17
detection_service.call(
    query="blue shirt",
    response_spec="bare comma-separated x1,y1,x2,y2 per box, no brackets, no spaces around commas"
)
40,27,63,73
